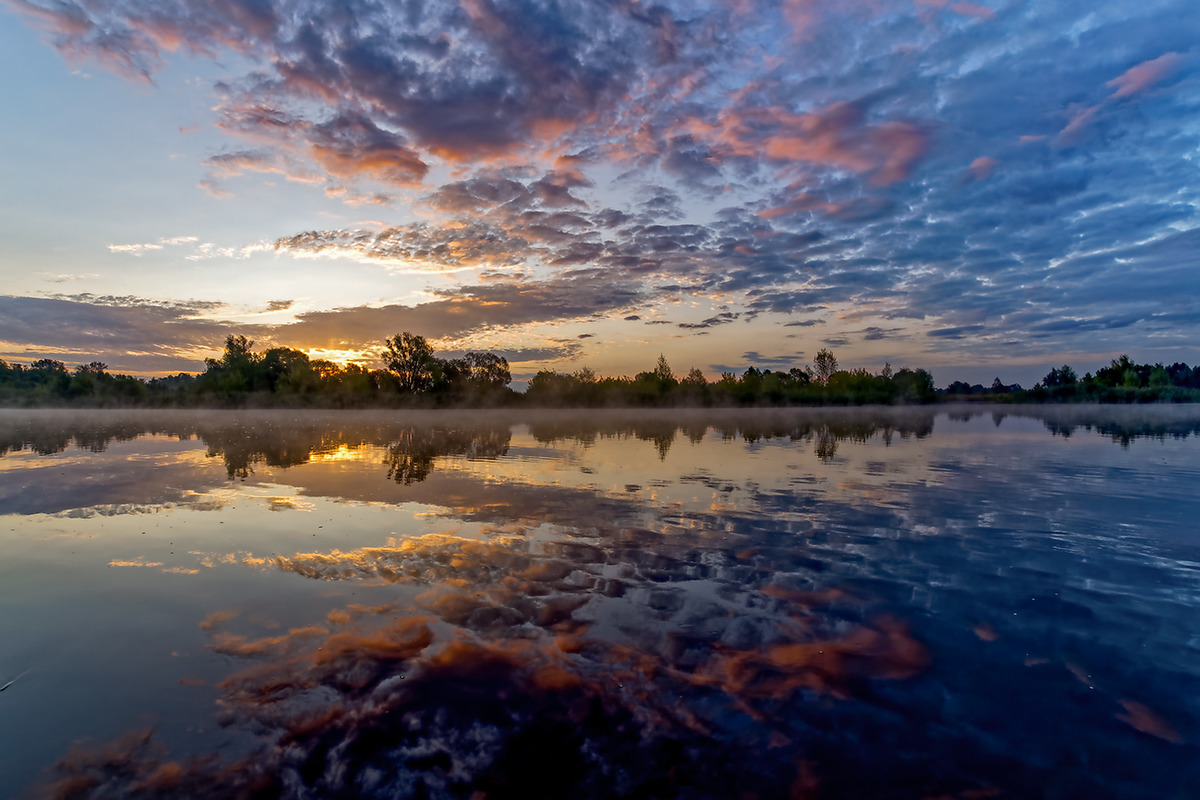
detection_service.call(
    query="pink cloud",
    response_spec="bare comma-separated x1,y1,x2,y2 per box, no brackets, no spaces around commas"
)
781,0,820,40
1055,52,1188,145
915,0,994,22
965,156,998,181
871,120,929,185
1056,104,1100,145
683,100,929,186
948,2,995,19
758,192,839,219
197,179,233,199
1106,52,1187,99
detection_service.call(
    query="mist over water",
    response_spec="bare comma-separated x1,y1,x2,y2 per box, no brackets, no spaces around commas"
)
1,406,1198,799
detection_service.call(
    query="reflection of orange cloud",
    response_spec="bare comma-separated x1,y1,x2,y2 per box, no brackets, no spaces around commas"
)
312,618,435,672
39,515,940,799
972,622,998,641
200,610,239,630
1116,699,1183,744
707,615,928,700
209,626,329,658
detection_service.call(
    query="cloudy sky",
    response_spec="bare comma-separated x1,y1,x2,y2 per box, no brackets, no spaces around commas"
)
1,0,1197,385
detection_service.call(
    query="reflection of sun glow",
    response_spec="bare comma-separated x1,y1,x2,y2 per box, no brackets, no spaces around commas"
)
266,496,316,512
308,444,372,463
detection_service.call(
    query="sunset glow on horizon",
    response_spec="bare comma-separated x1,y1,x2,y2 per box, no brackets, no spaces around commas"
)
1,0,1197,386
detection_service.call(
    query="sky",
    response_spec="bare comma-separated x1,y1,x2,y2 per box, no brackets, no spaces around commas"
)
0,0,1197,387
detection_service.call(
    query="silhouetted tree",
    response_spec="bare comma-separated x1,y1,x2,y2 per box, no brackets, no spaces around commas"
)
1042,365,1077,388
813,348,838,385
463,351,511,390
261,347,314,393
382,332,436,393
788,366,812,385
892,367,935,402
653,354,674,383
30,359,67,373
1095,355,1136,388
202,335,260,393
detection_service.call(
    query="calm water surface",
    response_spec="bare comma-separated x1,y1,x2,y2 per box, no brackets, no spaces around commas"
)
1,406,1198,799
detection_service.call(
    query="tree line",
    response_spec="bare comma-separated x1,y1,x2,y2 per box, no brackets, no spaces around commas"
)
0,339,931,408
941,354,1200,403
0,334,514,408
524,349,936,406
1,336,1196,407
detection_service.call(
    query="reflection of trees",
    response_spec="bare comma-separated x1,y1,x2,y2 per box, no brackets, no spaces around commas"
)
635,420,677,460
199,422,323,479
0,414,151,456
0,412,511,484
384,427,511,485
189,419,510,482
526,406,1200,459
530,409,938,461
201,422,510,482
1018,407,1200,447
1042,418,1200,446
814,427,839,461
5,407,1200,478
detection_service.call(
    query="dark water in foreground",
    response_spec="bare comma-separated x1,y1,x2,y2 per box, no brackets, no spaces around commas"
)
1,406,1198,799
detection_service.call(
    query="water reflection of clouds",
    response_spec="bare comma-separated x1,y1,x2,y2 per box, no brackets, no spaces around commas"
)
9,407,1200,798
107,558,164,568
40,529,939,799
0,442,226,516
